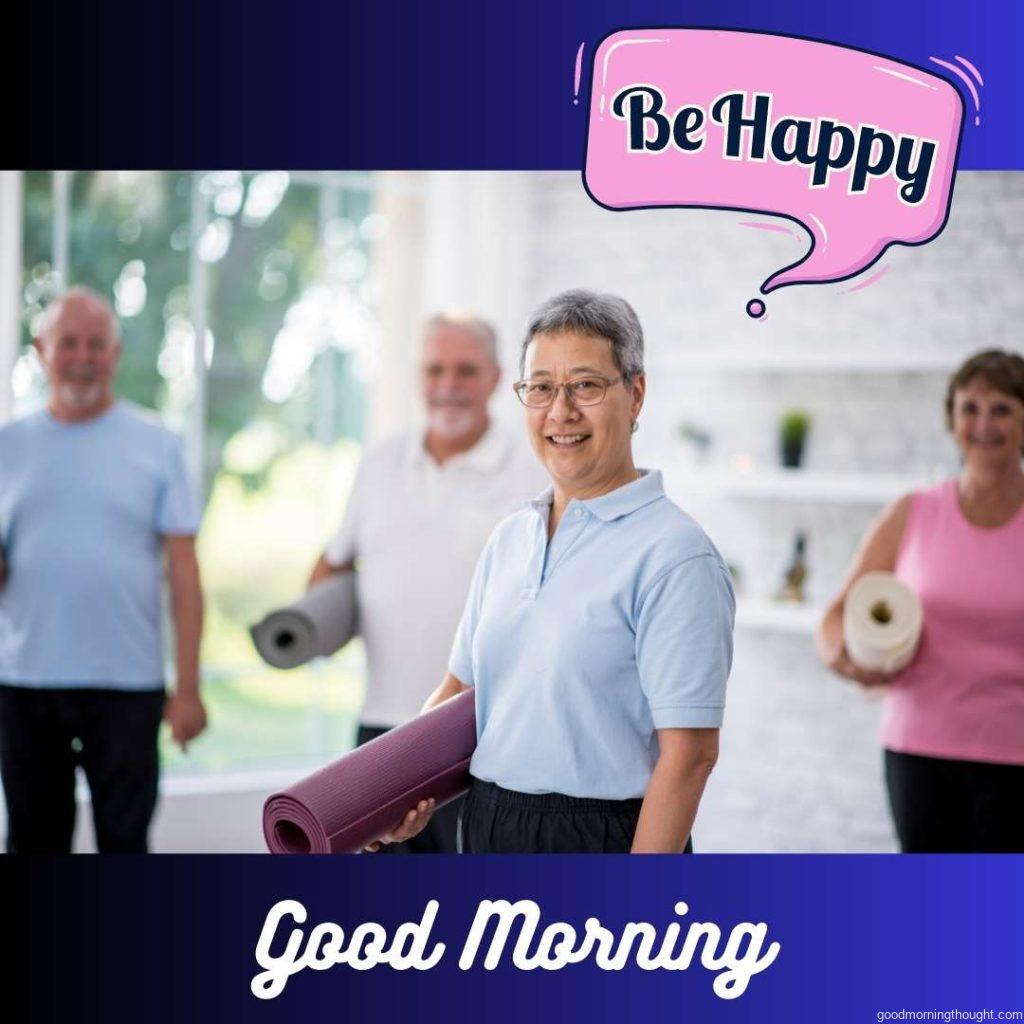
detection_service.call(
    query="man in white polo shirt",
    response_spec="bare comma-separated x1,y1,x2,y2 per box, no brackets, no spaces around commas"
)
308,311,545,852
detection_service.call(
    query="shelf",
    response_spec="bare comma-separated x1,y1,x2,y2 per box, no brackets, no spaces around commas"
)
668,349,956,375
664,466,926,505
735,599,821,635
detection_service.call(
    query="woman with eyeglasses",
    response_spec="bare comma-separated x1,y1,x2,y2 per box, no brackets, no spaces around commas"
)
817,349,1024,852
370,289,735,854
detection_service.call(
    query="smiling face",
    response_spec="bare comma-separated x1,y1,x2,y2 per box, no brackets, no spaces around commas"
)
420,323,499,442
34,294,121,420
951,376,1024,469
521,330,645,499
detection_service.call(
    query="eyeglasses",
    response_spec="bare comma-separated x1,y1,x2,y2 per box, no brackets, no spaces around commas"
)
512,375,623,408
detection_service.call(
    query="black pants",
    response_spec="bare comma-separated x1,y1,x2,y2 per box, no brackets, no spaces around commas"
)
884,749,1024,853
356,723,462,854
458,778,694,854
0,685,165,854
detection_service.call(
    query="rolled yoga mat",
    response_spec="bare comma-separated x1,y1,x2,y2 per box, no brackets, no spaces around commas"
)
250,573,357,669
263,689,477,854
843,571,923,673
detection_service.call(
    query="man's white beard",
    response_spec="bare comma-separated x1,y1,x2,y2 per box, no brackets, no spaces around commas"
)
58,380,105,410
427,405,477,440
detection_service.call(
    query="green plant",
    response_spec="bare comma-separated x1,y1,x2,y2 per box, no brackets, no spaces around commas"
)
779,409,811,445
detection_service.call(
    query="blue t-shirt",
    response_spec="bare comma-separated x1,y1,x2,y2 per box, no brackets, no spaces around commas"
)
0,402,200,688
448,470,735,800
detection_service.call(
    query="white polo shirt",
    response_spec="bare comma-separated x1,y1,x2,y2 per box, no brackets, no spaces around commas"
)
326,423,547,727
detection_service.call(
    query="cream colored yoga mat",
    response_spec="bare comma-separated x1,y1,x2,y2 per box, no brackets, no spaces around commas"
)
843,571,922,673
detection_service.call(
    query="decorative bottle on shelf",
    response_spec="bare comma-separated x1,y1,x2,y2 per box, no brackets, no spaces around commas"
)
774,532,808,603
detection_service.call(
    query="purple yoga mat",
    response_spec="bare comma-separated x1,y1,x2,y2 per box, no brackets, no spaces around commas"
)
263,689,476,854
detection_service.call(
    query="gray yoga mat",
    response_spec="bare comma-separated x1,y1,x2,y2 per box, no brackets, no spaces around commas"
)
250,573,358,669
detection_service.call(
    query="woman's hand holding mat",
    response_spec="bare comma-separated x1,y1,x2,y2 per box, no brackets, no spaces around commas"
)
828,646,896,688
364,798,437,852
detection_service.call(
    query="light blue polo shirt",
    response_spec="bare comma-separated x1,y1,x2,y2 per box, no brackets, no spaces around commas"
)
448,469,735,800
0,402,199,689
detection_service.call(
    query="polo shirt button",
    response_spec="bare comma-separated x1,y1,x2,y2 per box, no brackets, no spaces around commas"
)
574,508,583,517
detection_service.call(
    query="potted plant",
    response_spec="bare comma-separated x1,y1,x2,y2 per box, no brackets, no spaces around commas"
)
779,409,811,468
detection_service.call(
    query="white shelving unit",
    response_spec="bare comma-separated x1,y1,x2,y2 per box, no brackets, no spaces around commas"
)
667,349,957,375
661,348,948,636
663,466,930,506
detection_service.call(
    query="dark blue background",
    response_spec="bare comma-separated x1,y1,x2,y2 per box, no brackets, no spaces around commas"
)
9,0,1023,168
8,4,1024,1020
5,854,1023,1021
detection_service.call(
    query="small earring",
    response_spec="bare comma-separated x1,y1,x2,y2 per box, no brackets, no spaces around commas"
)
631,420,639,434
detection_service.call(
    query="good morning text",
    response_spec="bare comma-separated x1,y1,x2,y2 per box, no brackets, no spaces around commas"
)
251,897,781,1001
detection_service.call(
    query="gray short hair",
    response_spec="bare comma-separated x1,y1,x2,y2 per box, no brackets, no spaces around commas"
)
423,310,498,364
520,289,644,380
37,285,121,342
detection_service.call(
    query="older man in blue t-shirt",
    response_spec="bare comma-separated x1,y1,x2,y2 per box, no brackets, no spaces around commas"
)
0,287,207,853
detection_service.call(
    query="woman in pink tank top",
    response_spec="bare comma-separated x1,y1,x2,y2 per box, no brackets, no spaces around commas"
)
817,350,1024,852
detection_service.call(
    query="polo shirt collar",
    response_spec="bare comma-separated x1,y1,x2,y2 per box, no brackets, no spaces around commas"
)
526,469,665,521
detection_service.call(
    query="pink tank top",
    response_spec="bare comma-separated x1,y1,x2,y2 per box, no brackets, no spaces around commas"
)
880,479,1024,765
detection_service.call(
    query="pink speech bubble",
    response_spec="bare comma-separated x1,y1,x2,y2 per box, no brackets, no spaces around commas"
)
583,29,964,313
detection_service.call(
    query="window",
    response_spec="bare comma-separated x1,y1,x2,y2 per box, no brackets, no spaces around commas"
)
12,171,386,776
